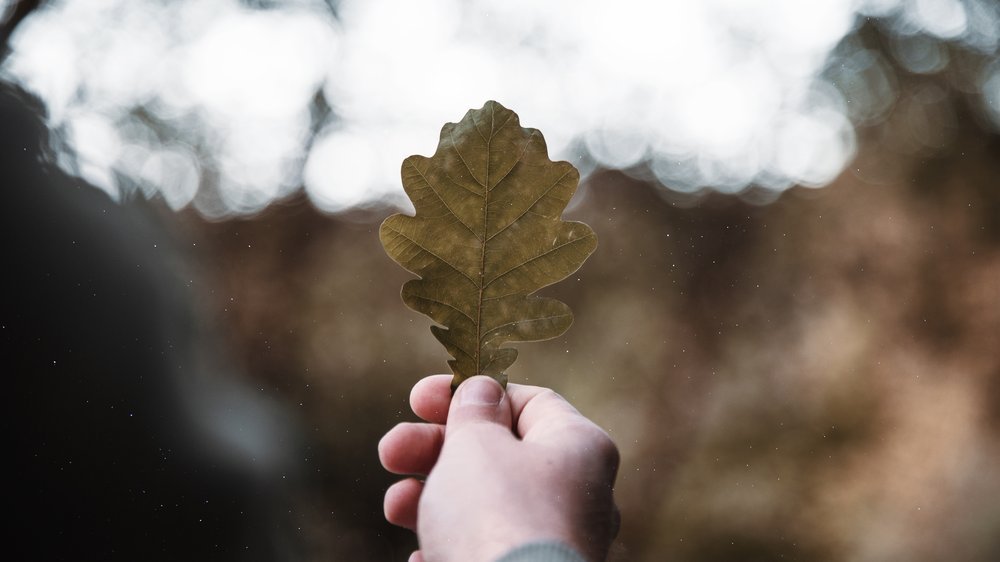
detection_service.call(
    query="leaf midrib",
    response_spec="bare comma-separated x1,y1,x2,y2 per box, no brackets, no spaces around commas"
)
474,104,495,376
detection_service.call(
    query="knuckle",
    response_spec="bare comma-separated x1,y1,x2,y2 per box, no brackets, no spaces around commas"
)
592,428,620,468
561,419,620,468
574,422,619,468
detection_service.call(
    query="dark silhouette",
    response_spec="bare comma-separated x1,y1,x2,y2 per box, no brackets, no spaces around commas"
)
0,81,297,561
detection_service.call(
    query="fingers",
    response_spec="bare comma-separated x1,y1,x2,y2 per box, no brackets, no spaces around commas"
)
508,385,621,476
384,477,423,530
409,374,567,430
506,384,582,438
408,551,424,562
446,376,513,432
409,374,453,424
378,422,445,476
409,374,589,438
407,374,616,468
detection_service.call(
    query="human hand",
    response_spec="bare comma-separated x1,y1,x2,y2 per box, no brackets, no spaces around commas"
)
379,375,620,562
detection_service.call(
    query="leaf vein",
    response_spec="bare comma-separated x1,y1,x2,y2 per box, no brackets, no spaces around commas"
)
408,294,475,324
488,167,572,242
386,225,480,287
406,160,480,237
489,131,537,192
484,234,595,289
481,313,573,344
489,111,514,140
449,129,485,188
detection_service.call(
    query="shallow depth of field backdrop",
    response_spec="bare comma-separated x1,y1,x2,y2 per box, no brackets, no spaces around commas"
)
2,0,1000,560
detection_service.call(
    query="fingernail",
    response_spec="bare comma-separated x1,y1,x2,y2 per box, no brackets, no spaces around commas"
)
457,376,503,406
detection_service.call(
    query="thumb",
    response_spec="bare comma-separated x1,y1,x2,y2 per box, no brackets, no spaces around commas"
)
447,376,512,431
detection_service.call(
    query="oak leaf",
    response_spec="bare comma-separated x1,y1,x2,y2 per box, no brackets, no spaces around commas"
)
380,101,597,388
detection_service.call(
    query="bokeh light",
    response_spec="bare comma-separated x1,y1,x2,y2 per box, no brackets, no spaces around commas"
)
1,0,998,216
6,3,1000,560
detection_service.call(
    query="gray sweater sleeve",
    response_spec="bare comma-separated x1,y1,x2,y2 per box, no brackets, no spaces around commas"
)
495,541,587,562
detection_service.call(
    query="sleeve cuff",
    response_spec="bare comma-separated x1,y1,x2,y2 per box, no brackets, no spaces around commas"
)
495,540,587,562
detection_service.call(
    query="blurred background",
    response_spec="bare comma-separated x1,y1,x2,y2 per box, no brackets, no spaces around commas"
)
2,0,999,560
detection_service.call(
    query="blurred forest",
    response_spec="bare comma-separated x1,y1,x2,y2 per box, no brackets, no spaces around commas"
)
174,102,1000,561
3,1,1000,561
